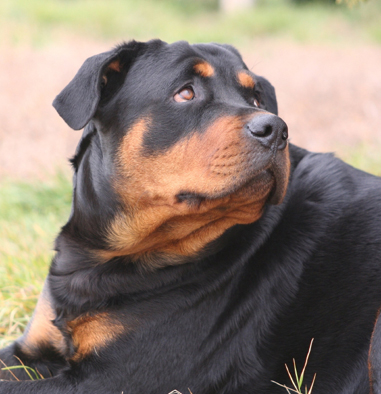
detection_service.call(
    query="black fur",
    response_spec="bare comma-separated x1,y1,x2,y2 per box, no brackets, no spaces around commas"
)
1,40,381,394
370,311,381,393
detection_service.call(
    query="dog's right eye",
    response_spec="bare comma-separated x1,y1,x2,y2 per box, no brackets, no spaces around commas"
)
174,87,195,103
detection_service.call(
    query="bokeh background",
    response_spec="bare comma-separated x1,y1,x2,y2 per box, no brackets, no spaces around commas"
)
0,0,380,346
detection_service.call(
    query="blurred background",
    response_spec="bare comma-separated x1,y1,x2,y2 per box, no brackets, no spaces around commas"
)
0,0,380,345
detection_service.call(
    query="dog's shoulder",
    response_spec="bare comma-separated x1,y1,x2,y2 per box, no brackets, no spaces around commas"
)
289,144,381,209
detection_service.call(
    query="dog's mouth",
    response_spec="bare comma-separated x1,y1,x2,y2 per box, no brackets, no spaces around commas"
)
176,170,272,206
176,148,290,209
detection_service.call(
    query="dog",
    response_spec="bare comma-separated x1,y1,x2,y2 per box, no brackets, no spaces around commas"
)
1,39,381,394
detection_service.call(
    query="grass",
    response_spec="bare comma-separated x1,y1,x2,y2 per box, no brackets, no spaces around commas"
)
272,339,316,394
341,143,381,176
1,360,44,381
0,173,72,348
0,0,380,47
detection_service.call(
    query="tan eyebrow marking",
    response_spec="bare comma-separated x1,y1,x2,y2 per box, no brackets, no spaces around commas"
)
237,71,255,89
193,62,215,78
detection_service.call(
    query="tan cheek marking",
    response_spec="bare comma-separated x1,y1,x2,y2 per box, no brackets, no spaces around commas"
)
194,62,215,78
237,71,255,89
68,313,125,361
114,115,247,216
20,283,66,357
157,198,267,257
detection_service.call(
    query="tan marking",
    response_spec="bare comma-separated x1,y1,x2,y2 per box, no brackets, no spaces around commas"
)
107,60,121,72
20,282,66,357
68,313,124,361
237,71,255,89
95,114,290,266
193,62,214,78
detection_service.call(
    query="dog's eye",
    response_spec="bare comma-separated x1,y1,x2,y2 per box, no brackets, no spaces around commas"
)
174,87,195,103
253,99,259,108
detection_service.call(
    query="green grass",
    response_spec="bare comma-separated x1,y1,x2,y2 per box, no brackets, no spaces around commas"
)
272,339,316,394
0,0,380,46
0,173,72,348
1,364,44,380
0,148,379,348
341,143,381,176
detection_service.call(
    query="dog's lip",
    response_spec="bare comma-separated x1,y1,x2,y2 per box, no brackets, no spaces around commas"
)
226,169,274,198
267,148,290,205
176,169,274,204
266,169,280,205
176,148,290,207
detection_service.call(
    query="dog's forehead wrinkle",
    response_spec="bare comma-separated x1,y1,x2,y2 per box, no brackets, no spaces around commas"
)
115,48,250,121
136,41,197,73
128,42,245,92
192,43,247,71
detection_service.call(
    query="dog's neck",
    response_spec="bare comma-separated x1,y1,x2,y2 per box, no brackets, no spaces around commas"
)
50,195,288,320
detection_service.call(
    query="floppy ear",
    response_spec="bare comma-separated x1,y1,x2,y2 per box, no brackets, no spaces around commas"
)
255,76,278,116
53,41,145,130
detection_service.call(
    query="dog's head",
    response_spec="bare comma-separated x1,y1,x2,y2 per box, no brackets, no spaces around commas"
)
54,40,290,265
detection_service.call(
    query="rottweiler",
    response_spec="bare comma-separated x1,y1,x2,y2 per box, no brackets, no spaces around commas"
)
1,39,381,394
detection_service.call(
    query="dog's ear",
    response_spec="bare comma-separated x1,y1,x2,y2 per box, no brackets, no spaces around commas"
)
53,41,145,130
255,76,278,116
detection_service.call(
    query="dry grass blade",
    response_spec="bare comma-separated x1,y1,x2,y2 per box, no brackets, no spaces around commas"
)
272,339,316,394
285,362,299,392
300,338,314,386
0,359,19,381
271,380,299,393
1,356,42,381
36,367,45,380
307,373,317,394
14,356,35,380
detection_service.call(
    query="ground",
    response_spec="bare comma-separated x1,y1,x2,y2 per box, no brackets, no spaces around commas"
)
0,37,380,179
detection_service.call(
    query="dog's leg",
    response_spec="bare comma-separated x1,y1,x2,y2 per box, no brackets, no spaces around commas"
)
0,376,75,394
0,281,68,381
0,369,124,394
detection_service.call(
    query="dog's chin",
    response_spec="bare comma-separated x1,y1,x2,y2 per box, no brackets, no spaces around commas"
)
231,148,291,206
176,171,277,210
224,170,275,201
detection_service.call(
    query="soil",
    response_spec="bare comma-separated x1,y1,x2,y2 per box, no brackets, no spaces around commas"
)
0,38,380,179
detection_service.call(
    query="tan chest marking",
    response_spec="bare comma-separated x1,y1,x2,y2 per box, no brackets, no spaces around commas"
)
67,313,125,361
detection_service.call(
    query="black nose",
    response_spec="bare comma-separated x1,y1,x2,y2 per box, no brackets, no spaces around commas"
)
246,114,288,150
